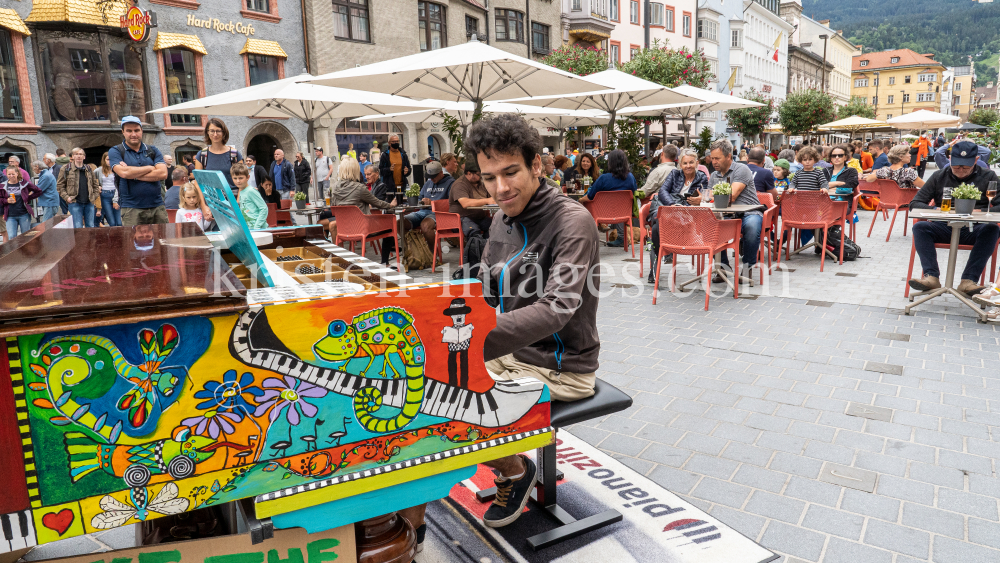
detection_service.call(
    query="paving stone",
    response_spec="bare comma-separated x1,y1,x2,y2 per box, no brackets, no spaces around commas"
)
731,464,789,494
800,505,864,540
788,421,836,442
840,488,901,521
708,505,768,541
908,462,966,489
884,440,937,464
939,449,994,475
864,519,930,559
769,451,824,479
902,502,965,538
932,536,1000,563
822,538,893,563
834,430,885,453
760,521,827,562
938,488,1000,521
913,428,964,451
802,442,855,465
877,475,935,505
712,422,761,444
854,451,907,477
690,477,752,509
757,431,806,454
865,420,913,441
969,518,1000,550
638,443,693,468
745,491,806,524
745,413,792,432
684,454,739,480
783,475,842,507
647,464,702,495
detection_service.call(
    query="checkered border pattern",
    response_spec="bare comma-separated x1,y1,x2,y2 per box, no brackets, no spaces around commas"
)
255,426,553,502
307,240,411,284
5,337,39,508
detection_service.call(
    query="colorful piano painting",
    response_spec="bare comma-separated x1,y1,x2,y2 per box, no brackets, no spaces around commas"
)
0,281,553,553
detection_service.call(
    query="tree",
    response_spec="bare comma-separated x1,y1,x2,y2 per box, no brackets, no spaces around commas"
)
838,96,877,120
969,108,1000,127
541,43,609,77
608,117,650,188
692,127,716,158
778,89,837,137
724,88,776,142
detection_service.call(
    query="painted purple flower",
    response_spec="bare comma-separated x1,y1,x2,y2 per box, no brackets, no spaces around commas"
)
182,410,242,439
254,376,327,426
194,370,264,414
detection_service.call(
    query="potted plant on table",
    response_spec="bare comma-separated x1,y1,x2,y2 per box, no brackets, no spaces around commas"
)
951,183,981,215
293,191,308,209
406,183,421,206
712,182,732,209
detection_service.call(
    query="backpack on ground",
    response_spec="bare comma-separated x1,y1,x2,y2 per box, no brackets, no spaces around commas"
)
464,232,488,267
403,230,433,272
824,226,860,261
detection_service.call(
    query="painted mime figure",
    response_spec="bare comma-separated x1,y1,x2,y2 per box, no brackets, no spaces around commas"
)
442,298,474,388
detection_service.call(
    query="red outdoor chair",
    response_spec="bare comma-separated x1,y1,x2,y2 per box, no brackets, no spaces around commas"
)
776,191,849,272
331,205,401,271
653,206,741,310
167,209,177,223
584,190,635,256
430,199,464,273
638,202,652,277
266,203,278,228
279,200,292,210
903,217,998,298
757,192,779,280
867,179,919,242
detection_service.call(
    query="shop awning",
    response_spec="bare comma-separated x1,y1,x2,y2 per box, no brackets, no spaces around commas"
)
0,9,30,36
239,39,287,59
154,32,207,56
25,0,130,26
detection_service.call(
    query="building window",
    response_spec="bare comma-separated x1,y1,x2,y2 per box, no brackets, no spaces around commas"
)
532,22,550,54
495,9,524,42
683,13,691,36
888,76,895,85
697,19,718,42
610,0,619,21
902,93,910,103
873,78,878,86
466,15,479,38
247,54,280,85
333,0,371,42
650,3,663,26
246,0,269,11
955,81,962,91
731,29,742,49
418,2,446,51
859,60,868,67
887,94,894,104
610,42,620,65
904,75,911,83
665,6,674,31
854,78,868,88
40,33,107,121
918,73,936,82
890,57,899,63
886,113,892,118
161,48,200,126
708,58,718,80
630,1,640,24
953,110,960,116
572,0,581,10
954,95,961,105
0,29,23,123
872,96,877,105
630,45,639,59
917,93,934,102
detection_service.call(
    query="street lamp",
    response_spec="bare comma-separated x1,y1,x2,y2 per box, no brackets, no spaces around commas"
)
901,89,906,116
818,34,829,93
873,71,880,117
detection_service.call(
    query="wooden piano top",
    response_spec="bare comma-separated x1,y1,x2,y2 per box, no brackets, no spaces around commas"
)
0,221,244,323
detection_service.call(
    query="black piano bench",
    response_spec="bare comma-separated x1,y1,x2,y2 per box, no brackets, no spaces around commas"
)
475,379,634,550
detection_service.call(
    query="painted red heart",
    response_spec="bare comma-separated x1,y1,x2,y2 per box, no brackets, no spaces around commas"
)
42,509,74,536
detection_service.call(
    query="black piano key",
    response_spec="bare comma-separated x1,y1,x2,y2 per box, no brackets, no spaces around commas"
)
17,512,27,538
1,514,12,542
484,390,498,412
448,386,460,403
288,359,299,371
277,356,287,367
476,394,485,415
463,388,474,409
353,376,365,390
237,336,247,344
389,379,398,397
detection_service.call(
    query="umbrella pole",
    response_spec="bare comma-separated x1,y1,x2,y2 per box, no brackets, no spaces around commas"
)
307,119,318,205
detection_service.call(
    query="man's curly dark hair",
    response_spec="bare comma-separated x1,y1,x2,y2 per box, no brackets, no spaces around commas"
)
465,113,543,169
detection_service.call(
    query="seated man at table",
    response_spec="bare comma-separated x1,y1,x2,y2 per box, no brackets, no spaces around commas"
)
466,113,601,528
933,135,991,171
688,139,764,281
869,139,888,172
449,159,495,238
404,160,453,248
908,141,1000,295
746,148,779,201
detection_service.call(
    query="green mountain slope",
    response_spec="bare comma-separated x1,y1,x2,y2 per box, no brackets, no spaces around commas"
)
801,0,1000,82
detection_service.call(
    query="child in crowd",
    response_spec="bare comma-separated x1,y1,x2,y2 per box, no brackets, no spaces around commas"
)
232,162,268,229
772,159,791,192
175,183,212,231
786,147,828,194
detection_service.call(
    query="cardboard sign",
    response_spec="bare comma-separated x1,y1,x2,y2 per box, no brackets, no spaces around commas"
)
47,525,355,563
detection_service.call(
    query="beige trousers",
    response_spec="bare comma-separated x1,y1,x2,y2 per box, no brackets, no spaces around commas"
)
485,353,595,402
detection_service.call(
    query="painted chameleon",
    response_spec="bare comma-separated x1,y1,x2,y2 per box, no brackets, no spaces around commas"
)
313,307,426,434
29,325,187,437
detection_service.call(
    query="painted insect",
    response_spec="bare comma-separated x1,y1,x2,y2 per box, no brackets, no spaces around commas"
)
313,307,426,434
91,482,190,529
64,428,246,487
32,324,186,431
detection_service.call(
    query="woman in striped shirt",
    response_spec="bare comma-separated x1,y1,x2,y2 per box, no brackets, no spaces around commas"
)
787,146,829,194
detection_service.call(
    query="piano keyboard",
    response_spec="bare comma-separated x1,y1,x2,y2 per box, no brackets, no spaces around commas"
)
0,511,35,553
229,310,544,427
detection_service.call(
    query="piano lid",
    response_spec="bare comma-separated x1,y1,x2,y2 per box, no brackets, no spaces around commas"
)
0,221,245,323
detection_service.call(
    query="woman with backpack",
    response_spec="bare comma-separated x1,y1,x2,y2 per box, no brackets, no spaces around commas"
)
194,118,244,194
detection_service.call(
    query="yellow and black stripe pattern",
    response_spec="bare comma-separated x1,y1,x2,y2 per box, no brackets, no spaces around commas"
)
5,337,40,508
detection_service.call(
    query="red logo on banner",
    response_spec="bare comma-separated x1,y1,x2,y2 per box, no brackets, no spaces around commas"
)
121,5,152,42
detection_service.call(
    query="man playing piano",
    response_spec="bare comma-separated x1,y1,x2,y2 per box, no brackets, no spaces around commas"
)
466,113,602,528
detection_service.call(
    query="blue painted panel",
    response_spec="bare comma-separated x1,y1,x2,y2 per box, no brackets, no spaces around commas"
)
269,465,477,532
194,169,274,287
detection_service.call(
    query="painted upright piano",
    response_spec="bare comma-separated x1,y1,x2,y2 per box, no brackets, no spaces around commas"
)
0,170,552,559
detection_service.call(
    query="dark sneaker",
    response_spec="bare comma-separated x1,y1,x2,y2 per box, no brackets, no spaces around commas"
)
647,270,656,284
483,455,537,528
607,239,624,248
414,523,426,553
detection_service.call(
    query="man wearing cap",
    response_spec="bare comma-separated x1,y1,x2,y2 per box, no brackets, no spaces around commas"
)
908,140,1000,295
315,147,333,200
109,116,168,226
441,298,475,389
405,160,453,249
933,135,991,171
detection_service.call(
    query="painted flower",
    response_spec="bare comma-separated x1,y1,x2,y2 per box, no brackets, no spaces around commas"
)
254,376,327,426
195,370,264,414
183,409,242,439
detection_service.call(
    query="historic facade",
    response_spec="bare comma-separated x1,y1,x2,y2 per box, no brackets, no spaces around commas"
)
780,0,857,106
0,0,306,171
851,48,946,121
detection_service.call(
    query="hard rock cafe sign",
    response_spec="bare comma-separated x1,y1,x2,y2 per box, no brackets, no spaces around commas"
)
120,3,156,42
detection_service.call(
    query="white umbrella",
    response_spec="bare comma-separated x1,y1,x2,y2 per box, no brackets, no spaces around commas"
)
149,74,442,200
886,110,960,131
617,84,764,143
507,69,700,139
304,37,604,117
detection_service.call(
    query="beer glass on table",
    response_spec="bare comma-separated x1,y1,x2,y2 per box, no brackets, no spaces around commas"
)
941,192,952,213
988,182,997,215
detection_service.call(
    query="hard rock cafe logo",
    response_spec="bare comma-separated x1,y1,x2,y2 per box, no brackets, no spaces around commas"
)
120,5,154,42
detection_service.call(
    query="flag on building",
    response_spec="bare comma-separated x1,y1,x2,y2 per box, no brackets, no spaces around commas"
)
772,33,782,62
726,68,737,95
